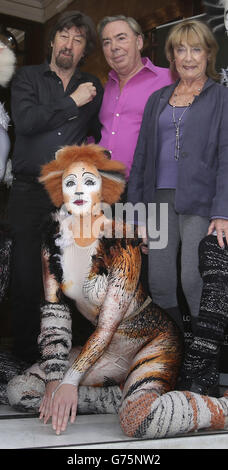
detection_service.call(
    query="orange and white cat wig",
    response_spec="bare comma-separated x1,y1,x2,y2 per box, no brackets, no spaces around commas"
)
39,144,126,207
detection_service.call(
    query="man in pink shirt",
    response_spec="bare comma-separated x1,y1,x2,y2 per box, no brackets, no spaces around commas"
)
97,15,173,179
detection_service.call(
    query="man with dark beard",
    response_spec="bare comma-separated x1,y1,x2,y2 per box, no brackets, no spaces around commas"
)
8,11,103,363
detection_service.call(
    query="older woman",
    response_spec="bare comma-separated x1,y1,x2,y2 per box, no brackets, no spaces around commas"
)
128,19,228,344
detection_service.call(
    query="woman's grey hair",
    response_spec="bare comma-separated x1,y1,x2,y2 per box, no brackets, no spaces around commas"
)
97,15,144,41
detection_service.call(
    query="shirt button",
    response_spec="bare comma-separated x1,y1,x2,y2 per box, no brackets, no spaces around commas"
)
112,131,115,135
116,113,120,117
58,132,62,136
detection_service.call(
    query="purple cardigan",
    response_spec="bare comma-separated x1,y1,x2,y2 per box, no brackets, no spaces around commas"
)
127,78,228,219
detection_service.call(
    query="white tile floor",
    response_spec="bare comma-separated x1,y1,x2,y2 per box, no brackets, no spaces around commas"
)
1,405,228,449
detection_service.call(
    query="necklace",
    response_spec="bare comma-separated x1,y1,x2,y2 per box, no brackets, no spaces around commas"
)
172,78,206,105
171,79,206,160
172,104,190,161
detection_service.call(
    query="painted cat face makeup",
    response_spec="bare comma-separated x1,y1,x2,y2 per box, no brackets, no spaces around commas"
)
62,161,102,216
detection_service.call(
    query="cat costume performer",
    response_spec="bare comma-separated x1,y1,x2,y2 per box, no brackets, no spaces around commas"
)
2,144,228,439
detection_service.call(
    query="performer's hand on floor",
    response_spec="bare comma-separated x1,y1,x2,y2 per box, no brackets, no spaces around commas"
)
51,383,78,435
39,380,60,424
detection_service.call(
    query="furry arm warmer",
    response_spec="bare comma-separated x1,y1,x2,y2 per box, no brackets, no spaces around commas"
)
38,302,72,382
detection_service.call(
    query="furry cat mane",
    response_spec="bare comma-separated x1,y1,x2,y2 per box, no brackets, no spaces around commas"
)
39,144,126,206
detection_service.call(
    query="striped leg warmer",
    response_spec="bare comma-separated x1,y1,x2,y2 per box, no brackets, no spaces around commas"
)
119,389,228,438
7,376,122,414
77,385,122,415
7,362,46,411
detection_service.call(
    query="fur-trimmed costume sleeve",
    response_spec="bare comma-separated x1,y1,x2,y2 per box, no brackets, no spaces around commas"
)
38,215,72,382
38,302,72,382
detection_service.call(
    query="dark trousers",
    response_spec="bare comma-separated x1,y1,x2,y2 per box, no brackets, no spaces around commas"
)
8,178,54,363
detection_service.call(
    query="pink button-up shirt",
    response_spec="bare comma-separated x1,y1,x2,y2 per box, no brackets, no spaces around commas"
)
99,57,173,177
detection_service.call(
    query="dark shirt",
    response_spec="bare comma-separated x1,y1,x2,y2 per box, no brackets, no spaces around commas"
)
11,61,103,177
